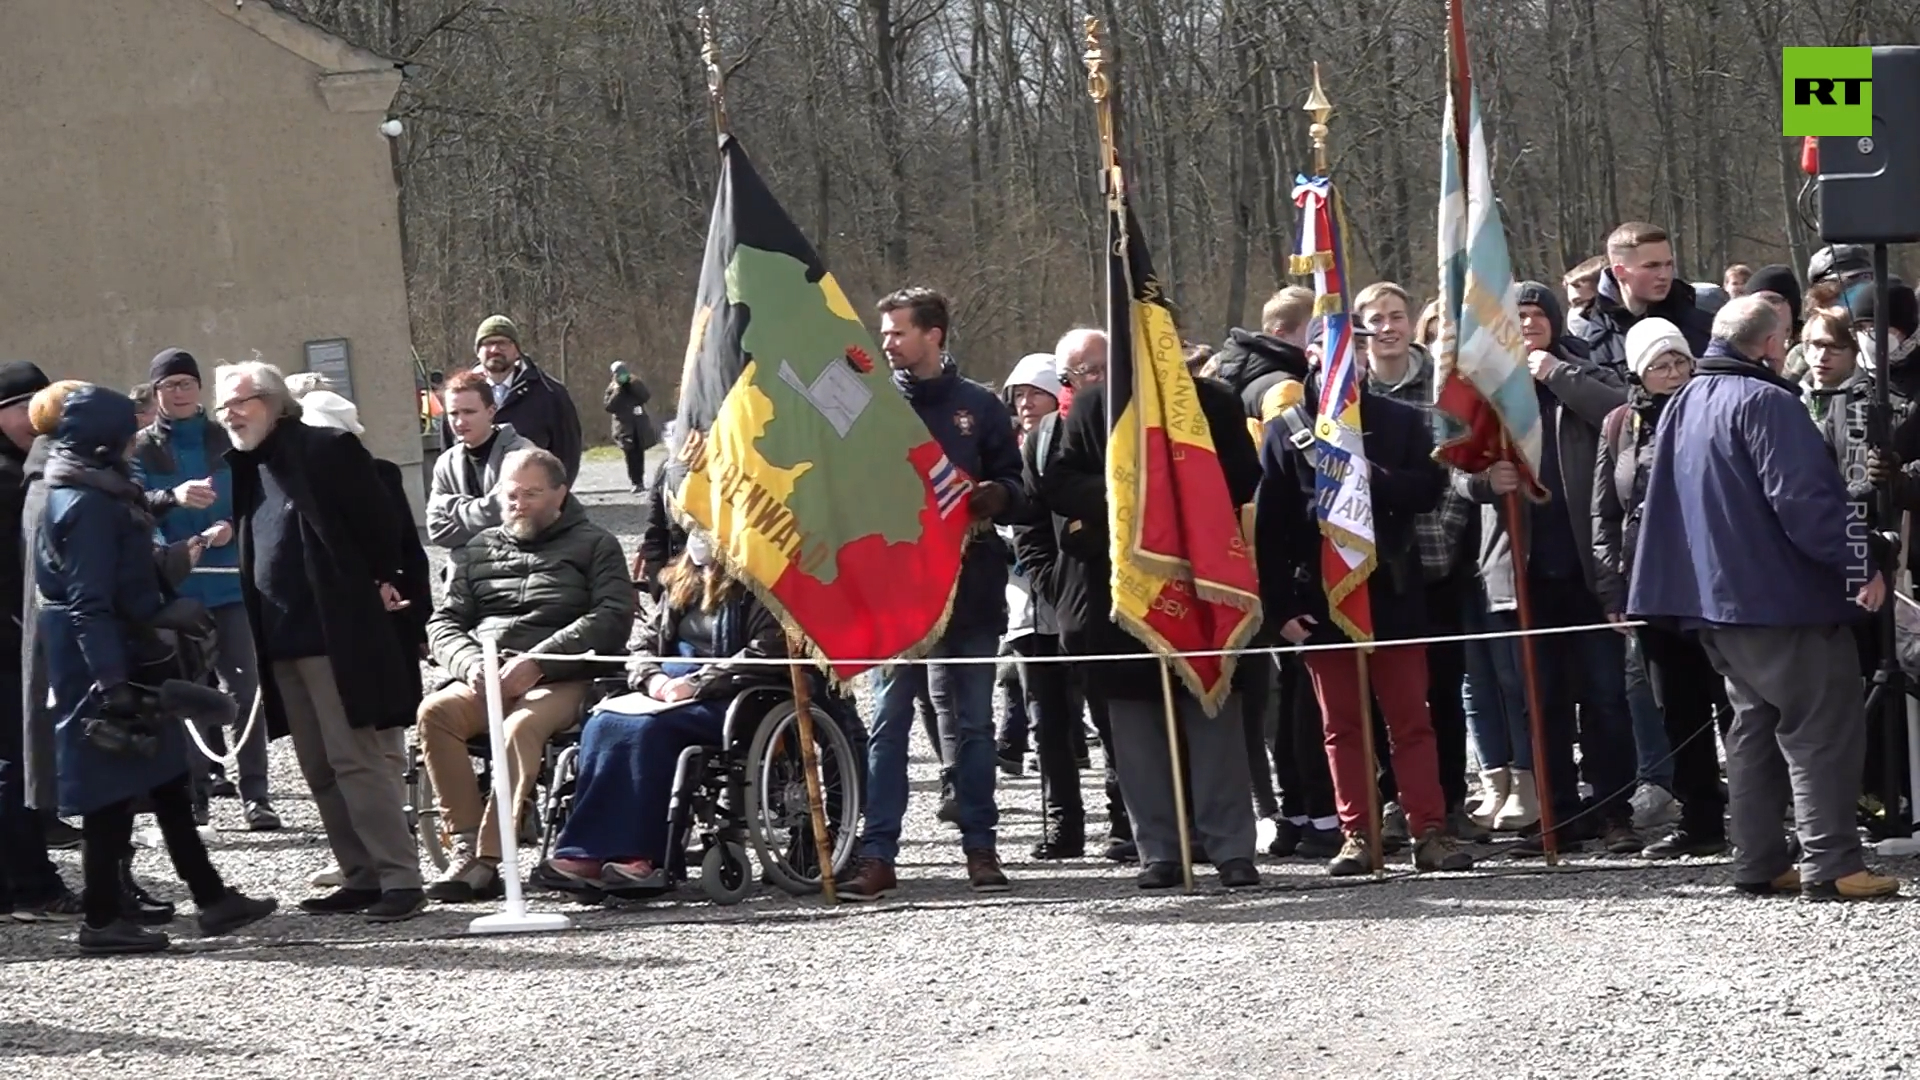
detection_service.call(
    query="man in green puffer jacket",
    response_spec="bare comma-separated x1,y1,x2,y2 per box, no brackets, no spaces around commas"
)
420,446,634,902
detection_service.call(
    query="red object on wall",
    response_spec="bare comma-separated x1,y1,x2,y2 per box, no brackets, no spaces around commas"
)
1802,136,1820,176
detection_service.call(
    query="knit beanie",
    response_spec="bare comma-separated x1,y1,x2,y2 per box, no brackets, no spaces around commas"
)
148,348,201,385
474,315,520,350
1514,281,1567,343
1624,317,1692,379
0,361,51,410
1745,265,1802,326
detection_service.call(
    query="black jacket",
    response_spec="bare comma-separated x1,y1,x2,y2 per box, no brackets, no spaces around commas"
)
1253,386,1445,645
229,420,421,736
1582,269,1715,377
604,377,657,451
1210,329,1311,422
627,587,788,702
441,357,584,484
1029,378,1261,701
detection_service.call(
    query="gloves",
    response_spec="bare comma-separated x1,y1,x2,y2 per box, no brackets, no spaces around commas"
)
1869,446,1901,486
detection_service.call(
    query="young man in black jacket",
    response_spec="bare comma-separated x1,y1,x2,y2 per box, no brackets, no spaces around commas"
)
1033,328,1264,890
1253,358,1473,876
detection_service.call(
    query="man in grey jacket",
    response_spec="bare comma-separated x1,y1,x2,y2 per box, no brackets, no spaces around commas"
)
427,369,532,551
420,447,634,901
1457,282,1637,857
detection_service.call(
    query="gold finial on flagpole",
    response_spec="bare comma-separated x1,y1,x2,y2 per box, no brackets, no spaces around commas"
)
699,7,730,137
1083,16,1120,201
1303,62,1332,175
1083,16,1109,104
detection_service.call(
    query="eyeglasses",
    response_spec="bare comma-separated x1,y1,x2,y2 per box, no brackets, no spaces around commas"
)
1644,358,1693,377
155,378,200,394
215,394,265,416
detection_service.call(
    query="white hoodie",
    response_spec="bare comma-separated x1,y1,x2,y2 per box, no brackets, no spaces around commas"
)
1000,353,1063,643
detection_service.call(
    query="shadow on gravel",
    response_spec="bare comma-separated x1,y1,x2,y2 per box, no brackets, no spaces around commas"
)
190,938,692,972
0,1021,239,1059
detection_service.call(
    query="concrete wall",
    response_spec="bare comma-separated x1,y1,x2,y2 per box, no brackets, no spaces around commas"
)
0,0,421,504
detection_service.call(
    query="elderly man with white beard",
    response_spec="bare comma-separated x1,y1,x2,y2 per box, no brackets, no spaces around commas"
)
218,361,431,922
420,447,634,903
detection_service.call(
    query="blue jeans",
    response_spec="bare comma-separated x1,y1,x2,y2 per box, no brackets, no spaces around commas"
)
1624,633,1674,790
859,625,1000,861
1461,591,1532,771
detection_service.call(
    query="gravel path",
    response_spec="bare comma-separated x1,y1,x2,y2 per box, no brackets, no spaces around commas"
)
6,456,1920,1079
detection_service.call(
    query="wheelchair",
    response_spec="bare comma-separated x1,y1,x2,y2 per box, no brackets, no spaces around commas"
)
541,678,867,905
403,690,596,871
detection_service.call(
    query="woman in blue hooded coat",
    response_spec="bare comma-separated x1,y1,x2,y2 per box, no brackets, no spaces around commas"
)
36,385,275,954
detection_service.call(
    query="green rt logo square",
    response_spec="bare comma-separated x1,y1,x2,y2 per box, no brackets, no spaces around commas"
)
1783,47,1873,136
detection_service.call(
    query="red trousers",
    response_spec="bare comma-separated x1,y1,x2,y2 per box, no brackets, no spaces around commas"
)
1303,645,1446,837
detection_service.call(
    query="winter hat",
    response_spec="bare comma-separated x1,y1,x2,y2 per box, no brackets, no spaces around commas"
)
474,315,520,350
298,390,365,435
1745,264,1802,326
1808,244,1872,284
0,361,51,409
1515,280,1567,342
1003,352,1064,403
148,348,201,386
1624,317,1692,379
1843,279,1920,338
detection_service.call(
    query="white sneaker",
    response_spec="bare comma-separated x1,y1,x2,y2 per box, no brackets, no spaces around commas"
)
1631,783,1680,829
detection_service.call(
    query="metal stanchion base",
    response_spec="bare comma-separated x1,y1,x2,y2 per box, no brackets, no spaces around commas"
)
1874,837,1920,857
467,910,574,935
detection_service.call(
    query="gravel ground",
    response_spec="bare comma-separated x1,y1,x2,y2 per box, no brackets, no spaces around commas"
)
6,454,1920,1079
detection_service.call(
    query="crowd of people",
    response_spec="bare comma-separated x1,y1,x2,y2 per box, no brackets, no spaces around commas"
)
0,221,1912,956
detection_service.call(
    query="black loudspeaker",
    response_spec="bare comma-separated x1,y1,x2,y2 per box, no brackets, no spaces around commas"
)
1819,46,1920,244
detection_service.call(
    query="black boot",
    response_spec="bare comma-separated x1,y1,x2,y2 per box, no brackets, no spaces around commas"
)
1030,817,1086,860
120,859,175,926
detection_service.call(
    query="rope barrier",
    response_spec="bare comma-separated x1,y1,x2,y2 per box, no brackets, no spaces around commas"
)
497,619,1648,668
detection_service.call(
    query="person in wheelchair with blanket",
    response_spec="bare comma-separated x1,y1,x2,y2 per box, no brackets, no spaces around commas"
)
536,530,793,894
29,385,277,954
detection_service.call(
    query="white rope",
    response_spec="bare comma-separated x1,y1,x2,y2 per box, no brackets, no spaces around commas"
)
498,618,1647,669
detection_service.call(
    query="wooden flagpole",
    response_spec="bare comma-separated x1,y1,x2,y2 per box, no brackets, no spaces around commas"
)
1449,0,1558,864
1306,66,1384,874
1087,17,1194,892
700,8,839,900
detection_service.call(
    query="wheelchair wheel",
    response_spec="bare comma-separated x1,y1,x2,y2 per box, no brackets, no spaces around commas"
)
411,752,452,872
699,841,754,905
743,700,862,896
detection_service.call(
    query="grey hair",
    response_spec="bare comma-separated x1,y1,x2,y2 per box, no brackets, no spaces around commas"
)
213,360,301,420
1053,326,1107,380
502,446,567,488
1711,295,1781,358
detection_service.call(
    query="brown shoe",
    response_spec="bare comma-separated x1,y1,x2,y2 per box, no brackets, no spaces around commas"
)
835,857,898,903
1733,868,1801,896
966,849,1010,893
1804,869,1900,901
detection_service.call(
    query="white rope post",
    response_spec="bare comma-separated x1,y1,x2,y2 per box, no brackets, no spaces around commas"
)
468,635,573,935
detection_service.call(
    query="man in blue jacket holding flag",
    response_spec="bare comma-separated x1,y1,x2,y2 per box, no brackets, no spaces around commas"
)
135,348,278,831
